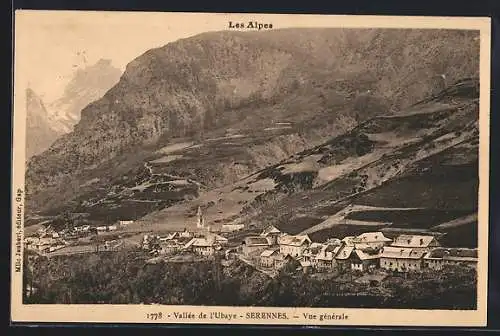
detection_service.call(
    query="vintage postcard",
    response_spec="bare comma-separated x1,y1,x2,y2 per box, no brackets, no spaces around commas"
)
11,11,491,326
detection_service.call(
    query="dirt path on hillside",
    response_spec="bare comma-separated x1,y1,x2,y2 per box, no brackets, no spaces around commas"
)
299,204,424,235
431,213,478,230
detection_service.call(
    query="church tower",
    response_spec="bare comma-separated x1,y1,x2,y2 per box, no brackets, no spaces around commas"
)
196,206,205,229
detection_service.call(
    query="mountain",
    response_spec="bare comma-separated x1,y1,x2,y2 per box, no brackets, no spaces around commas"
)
46,59,122,133
249,79,479,246
26,60,121,160
137,79,480,248
25,28,479,225
25,88,63,159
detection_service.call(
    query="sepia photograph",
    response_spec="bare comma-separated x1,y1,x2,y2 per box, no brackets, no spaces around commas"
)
11,11,490,326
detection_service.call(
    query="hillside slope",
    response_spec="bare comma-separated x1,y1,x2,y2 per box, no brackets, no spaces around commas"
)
25,28,479,222
134,79,479,248
251,79,479,246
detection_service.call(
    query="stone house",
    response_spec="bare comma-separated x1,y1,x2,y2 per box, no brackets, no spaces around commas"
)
184,237,220,257
259,249,280,268
242,236,270,257
350,249,380,272
260,225,282,245
423,248,478,270
379,246,427,272
335,245,355,271
302,242,324,268
315,245,341,271
159,240,182,255
390,235,440,254
278,234,312,258
352,231,392,250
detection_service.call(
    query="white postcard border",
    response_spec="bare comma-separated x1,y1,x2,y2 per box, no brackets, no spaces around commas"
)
11,11,491,326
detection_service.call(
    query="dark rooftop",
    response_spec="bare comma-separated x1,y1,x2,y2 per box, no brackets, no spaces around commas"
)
244,236,269,246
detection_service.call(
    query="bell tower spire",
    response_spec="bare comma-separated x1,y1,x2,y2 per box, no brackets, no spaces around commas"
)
196,205,205,229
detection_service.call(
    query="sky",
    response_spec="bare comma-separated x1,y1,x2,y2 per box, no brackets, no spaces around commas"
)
15,11,228,102
14,11,487,103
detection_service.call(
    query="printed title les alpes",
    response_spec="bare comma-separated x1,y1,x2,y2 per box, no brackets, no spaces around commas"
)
228,21,273,30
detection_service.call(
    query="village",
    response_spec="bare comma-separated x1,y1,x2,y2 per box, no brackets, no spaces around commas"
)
143,207,478,279
23,220,136,256
24,206,478,282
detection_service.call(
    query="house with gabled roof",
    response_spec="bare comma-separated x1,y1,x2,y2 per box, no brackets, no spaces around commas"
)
179,228,194,238
423,248,478,270
74,225,91,234
353,231,392,249
302,242,324,266
183,236,220,257
335,244,355,271
158,240,182,255
274,254,300,272
379,246,427,272
278,234,312,258
259,249,280,268
350,249,381,272
390,234,440,253
341,236,356,247
160,232,180,241
176,236,194,246
261,225,281,236
242,236,271,257
299,259,313,273
315,244,342,271
260,225,282,245
206,232,229,244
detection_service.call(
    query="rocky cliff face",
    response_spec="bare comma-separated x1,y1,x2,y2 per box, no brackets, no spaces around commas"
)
46,59,123,134
25,88,62,159
25,28,479,216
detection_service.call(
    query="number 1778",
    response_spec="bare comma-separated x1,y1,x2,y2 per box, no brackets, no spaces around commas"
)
147,312,163,320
